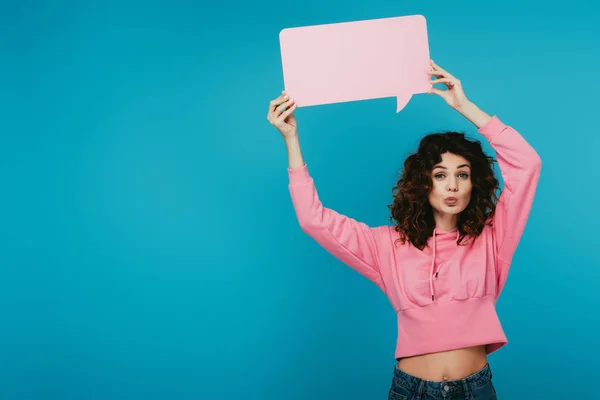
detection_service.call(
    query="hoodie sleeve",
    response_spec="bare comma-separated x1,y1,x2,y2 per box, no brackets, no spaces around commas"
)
478,116,542,295
288,164,387,293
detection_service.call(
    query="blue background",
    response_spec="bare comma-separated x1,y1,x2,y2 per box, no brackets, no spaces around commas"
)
0,0,598,399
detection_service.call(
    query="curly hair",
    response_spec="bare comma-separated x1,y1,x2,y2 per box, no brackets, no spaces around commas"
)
387,131,500,250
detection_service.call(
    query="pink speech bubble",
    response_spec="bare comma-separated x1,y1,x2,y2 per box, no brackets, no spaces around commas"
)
279,15,431,113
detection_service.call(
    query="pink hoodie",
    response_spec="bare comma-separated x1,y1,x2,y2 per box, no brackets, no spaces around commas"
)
287,116,541,359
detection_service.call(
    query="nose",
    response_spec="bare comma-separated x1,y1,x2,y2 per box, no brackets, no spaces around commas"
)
447,177,458,192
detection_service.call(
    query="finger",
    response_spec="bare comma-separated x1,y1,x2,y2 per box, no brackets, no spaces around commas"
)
273,98,294,118
268,94,289,120
429,78,455,86
276,102,297,122
427,70,446,79
430,59,448,74
428,87,446,97
269,93,287,114
269,91,288,113
430,60,455,79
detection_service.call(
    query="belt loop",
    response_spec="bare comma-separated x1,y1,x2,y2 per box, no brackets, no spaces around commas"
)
461,378,471,400
414,379,425,400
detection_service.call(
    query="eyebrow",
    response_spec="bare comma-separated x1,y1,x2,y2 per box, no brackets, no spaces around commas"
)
432,164,471,170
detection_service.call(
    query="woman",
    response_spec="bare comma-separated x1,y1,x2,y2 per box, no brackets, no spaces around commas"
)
266,60,541,399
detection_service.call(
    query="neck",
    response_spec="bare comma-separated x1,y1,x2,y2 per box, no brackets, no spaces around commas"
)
433,212,458,232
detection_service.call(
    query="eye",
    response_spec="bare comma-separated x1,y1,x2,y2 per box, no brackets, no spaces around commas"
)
434,172,469,180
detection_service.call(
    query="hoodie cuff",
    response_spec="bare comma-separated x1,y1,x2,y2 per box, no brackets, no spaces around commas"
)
288,163,311,185
478,115,506,143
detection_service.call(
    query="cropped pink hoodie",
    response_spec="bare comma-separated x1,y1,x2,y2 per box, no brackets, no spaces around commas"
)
287,116,541,359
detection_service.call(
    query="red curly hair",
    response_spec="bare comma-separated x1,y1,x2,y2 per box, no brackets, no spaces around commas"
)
388,131,500,250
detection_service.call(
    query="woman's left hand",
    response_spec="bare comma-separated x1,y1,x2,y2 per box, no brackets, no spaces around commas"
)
427,60,469,110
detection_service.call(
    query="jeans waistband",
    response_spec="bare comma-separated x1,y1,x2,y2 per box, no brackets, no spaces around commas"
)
392,363,492,397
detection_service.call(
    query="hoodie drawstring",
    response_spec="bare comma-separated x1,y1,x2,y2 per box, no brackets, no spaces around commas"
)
430,228,460,301
429,231,436,301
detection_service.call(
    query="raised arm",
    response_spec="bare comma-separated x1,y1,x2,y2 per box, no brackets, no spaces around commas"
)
476,114,541,294
267,91,387,293
428,60,542,295
287,159,387,293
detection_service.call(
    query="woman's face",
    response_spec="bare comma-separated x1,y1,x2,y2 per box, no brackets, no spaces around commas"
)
428,152,472,217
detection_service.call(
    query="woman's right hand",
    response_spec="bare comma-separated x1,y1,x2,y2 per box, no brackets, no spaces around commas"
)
267,91,298,139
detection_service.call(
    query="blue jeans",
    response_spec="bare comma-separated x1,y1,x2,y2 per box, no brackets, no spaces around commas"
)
388,363,498,399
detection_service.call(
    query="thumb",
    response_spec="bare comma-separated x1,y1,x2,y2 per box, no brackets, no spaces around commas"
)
428,88,445,97
428,88,452,104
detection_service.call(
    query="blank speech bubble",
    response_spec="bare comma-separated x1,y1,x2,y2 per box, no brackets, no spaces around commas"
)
279,15,431,113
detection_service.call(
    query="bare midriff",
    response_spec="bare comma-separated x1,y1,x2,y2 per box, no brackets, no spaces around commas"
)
397,345,488,382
